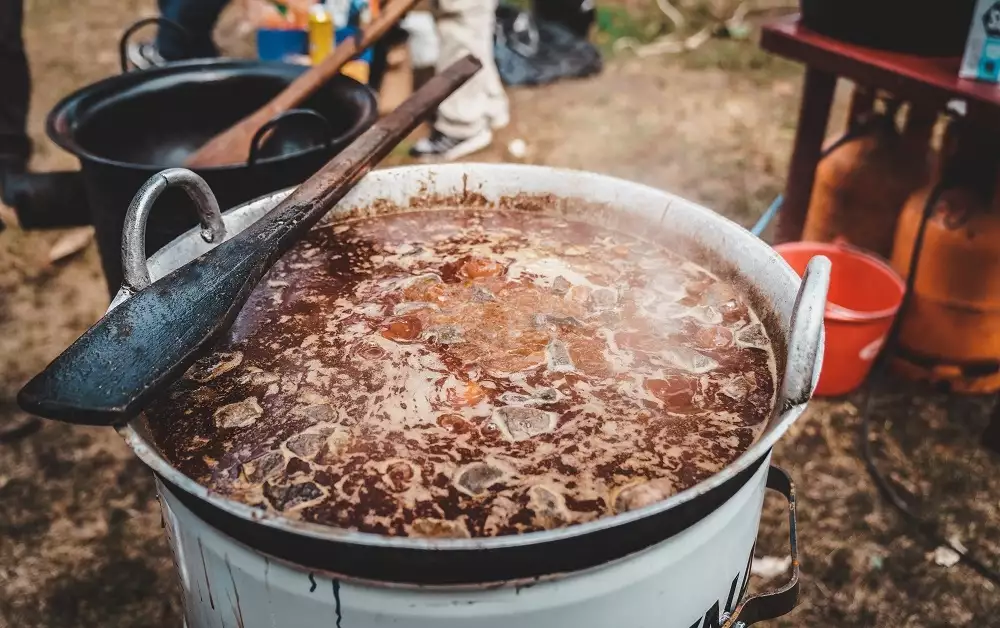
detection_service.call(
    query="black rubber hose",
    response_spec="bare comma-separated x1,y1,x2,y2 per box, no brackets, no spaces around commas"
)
858,168,1000,585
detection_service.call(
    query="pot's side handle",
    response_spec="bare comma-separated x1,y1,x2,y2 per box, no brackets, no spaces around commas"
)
121,168,226,295
247,109,336,167
775,255,831,413
723,466,800,628
118,17,191,73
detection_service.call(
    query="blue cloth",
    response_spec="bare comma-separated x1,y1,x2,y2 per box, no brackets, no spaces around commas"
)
336,26,374,63
156,0,231,61
257,28,308,62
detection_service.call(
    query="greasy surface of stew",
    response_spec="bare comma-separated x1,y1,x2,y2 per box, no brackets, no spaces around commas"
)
145,208,777,538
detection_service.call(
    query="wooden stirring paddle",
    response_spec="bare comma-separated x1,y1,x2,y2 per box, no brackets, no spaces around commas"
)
184,0,419,168
19,55,482,426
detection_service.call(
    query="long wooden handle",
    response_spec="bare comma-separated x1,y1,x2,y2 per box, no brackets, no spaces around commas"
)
18,55,484,425
240,54,484,268
184,0,419,168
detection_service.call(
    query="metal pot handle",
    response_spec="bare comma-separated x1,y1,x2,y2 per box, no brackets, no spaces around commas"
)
121,168,226,295
774,255,831,414
247,109,336,167
722,465,800,628
118,17,192,73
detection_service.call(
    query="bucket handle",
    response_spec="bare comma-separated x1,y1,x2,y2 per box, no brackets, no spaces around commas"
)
118,17,192,73
247,109,336,167
721,466,800,627
775,255,831,412
121,168,226,295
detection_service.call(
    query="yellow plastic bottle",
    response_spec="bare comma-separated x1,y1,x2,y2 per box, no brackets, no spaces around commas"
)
308,4,334,65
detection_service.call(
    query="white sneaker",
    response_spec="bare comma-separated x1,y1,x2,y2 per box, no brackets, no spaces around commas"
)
126,42,167,70
409,128,494,162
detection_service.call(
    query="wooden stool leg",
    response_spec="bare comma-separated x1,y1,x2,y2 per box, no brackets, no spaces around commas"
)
775,67,837,244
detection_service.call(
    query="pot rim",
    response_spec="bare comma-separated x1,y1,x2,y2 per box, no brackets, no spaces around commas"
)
116,163,820,551
45,58,378,173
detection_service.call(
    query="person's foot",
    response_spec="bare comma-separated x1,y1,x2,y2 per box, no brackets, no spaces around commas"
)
126,41,167,70
409,128,493,162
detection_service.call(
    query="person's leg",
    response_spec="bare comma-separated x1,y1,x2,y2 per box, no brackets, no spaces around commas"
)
0,0,31,174
156,0,232,61
411,0,509,160
479,5,509,131
435,0,507,137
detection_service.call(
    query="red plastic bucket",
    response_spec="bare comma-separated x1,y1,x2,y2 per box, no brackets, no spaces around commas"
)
774,241,905,396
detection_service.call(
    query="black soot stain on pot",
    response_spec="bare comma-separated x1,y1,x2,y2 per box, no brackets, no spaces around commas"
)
226,557,245,628
198,538,215,610
332,579,343,628
684,544,756,628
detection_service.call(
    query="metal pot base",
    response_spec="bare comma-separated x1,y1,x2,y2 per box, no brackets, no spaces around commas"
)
159,461,797,628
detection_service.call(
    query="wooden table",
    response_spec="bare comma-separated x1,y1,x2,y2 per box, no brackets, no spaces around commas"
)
760,16,1000,243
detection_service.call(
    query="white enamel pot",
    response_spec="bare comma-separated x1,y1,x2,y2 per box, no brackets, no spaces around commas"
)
109,164,830,628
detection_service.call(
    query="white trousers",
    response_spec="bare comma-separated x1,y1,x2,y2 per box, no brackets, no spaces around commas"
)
433,0,509,139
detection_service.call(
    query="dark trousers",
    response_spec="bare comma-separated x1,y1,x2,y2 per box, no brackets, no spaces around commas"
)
0,0,30,167
155,0,231,61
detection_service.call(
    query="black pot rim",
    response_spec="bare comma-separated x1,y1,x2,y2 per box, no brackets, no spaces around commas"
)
45,58,378,173
157,451,771,585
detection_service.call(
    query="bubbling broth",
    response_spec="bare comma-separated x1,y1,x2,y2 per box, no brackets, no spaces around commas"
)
145,208,778,538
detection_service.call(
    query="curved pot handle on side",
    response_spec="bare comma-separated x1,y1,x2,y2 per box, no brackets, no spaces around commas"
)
774,255,831,415
118,17,193,73
722,466,800,627
246,109,336,167
120,168,226,296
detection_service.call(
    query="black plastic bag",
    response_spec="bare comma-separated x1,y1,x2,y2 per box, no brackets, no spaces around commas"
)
494,5,602,87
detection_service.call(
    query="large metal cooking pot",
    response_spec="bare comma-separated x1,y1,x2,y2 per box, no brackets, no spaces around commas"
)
43,58,378,294
111,164,829,628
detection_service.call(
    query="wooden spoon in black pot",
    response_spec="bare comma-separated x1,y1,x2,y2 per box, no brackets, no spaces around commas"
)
18,55,483,426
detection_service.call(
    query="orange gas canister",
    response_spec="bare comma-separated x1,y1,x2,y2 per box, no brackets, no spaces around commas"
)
803,93,936,257
891,120,1000,392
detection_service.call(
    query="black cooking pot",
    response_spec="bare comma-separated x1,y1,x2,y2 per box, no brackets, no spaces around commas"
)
46,58,378,294
800,0,976,57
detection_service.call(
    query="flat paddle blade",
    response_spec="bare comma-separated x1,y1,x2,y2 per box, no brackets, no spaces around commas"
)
18,253,259,425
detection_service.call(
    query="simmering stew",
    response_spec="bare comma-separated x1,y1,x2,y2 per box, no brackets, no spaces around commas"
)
145,208,777,538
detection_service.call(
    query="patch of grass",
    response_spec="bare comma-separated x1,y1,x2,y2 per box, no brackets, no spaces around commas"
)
682,38,799,79
500,0,533,11
593,3,666,54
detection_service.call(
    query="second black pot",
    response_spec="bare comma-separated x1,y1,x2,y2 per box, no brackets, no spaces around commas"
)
46,58,378,294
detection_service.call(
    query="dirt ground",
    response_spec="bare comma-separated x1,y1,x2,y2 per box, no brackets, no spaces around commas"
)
1,1,999,627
